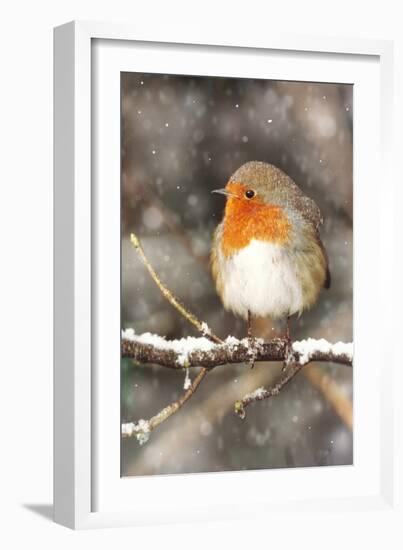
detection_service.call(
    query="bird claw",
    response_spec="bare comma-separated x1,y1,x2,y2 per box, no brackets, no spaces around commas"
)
282,337,296,371
246,336,259,369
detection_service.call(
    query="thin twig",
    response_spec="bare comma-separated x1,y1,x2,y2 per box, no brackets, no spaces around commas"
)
149,369,207,429
130,232,222,344
234,360,305,419
122,368,208,443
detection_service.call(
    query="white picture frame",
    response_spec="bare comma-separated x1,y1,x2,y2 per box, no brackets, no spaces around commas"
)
54,20,396,529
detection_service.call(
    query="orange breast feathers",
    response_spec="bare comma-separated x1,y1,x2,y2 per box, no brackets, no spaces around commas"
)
220,182,292,258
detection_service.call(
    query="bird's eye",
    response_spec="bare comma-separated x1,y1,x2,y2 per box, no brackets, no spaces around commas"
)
244,189,256,199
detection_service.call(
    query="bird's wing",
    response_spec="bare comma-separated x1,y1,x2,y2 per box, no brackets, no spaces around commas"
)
294,194,323,230
290,190,331,289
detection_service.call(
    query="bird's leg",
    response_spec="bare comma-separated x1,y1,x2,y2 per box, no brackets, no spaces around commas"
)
246,310,257,369
282,316,295,371
285,316,291,343
247,310,253,340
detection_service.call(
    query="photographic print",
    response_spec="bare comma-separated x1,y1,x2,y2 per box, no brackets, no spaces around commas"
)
120,72,353,477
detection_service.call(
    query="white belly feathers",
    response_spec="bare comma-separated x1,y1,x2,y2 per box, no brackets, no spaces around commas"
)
219,239,303,320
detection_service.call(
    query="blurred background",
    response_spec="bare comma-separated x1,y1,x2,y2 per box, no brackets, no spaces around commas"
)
121,73,353,476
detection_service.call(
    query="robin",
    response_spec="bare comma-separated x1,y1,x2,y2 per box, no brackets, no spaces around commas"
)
211,161,330,347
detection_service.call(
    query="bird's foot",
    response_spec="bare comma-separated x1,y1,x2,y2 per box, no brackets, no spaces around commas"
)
282,336,296,371
246,335,260,369
281,317,296,371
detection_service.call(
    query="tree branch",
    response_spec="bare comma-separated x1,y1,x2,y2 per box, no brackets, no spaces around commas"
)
122,331,353,370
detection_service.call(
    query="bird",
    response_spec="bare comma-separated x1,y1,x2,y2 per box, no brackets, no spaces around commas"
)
211,161,330,346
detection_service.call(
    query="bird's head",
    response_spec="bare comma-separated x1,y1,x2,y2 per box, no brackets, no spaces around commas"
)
212,161,298,251
212,161,296,219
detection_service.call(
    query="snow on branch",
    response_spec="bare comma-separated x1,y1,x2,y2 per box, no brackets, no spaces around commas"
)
122,329,353,370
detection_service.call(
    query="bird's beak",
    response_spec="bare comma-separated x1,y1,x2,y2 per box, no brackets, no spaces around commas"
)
211,188,238,198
